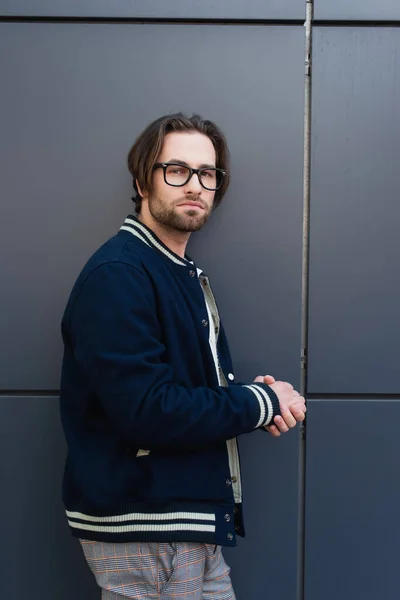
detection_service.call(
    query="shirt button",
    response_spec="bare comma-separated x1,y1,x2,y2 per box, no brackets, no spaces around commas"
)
231,476,238,483
227,533,234,541
202,319,208,327
225,479,232,487
228,373,234,381
189,270,196,277
224,514,231,523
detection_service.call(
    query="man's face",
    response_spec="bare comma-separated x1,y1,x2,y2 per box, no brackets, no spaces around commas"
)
145,132,217,233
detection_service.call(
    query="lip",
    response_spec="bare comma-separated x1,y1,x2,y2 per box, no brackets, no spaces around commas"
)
177,202,204,209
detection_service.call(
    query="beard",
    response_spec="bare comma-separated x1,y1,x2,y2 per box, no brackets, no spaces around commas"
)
148,194,212,232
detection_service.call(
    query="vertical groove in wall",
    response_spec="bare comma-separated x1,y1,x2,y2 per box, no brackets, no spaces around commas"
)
298,1,313,600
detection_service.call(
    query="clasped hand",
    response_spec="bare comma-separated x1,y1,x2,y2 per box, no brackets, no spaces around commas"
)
253,375,306,438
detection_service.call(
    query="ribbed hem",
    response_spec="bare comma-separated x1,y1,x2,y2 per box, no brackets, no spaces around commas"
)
65,500,238,546
263,384,281,425
243,383,281,427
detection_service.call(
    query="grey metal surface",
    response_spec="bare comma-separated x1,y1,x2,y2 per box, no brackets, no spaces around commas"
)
0,396,98,599
225,429,301,599
0,21,304,394
0,0,305,20
314,0,400,21
308,27,400,394
0,21,305,600
305,399,400,600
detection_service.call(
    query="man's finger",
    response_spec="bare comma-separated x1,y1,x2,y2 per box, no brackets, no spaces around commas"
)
279,408,297,429
291,400,307,414
273,415,290,433
263,375,276,385
290,406,306,422
265,424,281,437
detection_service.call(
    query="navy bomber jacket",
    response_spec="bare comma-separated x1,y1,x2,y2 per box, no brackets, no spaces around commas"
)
60,215,280,547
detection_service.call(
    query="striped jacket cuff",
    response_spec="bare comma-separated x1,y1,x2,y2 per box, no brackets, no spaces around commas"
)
244,383,281,428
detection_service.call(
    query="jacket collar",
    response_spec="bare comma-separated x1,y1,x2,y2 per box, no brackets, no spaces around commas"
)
120,215,192,267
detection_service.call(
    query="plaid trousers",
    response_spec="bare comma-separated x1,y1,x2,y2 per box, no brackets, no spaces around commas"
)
80,540,236,600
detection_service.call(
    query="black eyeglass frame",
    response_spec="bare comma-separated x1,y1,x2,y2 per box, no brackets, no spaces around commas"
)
152,162,226,191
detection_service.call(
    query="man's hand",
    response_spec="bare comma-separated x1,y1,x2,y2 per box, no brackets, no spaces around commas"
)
253,375,306,437
253,374,275,385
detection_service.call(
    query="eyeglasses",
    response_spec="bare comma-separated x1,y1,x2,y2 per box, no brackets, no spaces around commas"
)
153,162,226,191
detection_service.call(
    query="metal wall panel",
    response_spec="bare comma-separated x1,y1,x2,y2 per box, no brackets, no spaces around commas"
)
314,0,400,21
0,396,98,599
308,27,400,394
0,22,304,391
0,0,304,20
305,399,400,600
224,429,301,599
0,22,305,600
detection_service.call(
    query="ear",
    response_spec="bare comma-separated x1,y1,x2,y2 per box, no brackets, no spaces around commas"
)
135,179,143,196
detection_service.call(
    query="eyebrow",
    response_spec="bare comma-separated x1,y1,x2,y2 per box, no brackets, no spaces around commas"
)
167,159,216,169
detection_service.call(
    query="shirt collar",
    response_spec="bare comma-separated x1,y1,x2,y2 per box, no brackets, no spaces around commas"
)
120,214,193,267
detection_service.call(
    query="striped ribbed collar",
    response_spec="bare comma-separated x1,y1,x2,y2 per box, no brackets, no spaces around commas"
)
120,214,193,267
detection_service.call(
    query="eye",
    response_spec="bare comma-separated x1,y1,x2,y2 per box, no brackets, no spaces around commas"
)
202,170,216,178
166,165,188,176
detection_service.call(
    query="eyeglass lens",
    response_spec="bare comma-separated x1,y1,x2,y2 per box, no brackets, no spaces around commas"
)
165,165,222,190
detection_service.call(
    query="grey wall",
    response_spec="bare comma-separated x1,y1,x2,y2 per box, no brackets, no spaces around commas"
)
305,400,400,600
0,0,304,19
308,27,400,395
305,23,400,600
315,0,400,20
0,22,304,392
0,20,304,600
0,396,98,598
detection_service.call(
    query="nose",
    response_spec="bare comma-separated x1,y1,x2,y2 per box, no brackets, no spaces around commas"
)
184,172,203,194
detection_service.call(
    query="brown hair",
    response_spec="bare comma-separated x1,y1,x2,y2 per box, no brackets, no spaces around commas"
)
127,113,230,214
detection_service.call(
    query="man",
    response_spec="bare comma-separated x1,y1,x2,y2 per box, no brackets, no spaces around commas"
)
60,113,306,600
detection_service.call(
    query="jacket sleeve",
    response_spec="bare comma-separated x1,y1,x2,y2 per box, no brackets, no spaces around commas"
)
68,261,281,450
